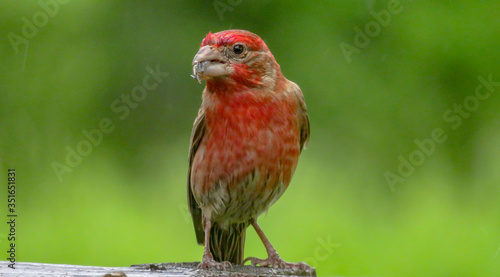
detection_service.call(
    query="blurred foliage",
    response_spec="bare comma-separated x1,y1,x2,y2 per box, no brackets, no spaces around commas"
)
1,0,500,276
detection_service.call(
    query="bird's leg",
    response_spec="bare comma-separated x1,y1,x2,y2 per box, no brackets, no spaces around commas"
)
243,219,312,271
197,214,232,270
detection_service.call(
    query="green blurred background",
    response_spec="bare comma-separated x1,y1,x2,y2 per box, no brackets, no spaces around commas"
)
1,0,500,276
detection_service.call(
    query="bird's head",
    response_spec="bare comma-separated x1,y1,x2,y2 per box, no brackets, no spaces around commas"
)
191,30,282,91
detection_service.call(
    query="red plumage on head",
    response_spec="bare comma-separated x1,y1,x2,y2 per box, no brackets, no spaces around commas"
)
200,31,213,46
201,30,269,53
198,30,281,93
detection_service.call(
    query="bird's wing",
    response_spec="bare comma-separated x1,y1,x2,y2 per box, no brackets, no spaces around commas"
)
288,81,310,151
187,106,206,245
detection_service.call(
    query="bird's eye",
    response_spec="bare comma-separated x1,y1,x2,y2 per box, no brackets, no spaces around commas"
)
232,44,245,55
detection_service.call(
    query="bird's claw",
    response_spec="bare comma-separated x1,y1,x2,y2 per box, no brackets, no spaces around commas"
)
243,253,312,271
197,254,232,270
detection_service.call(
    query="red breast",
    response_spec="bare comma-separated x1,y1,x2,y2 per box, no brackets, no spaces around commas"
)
192,87,301,195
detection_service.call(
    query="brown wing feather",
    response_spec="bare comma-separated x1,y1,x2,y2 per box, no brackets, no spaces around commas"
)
288,81,310,151
187,107,206,245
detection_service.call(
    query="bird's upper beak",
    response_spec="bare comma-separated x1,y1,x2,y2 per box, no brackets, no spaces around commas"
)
191,45,228,84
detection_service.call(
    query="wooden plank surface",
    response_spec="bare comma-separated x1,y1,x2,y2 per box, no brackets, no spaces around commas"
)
0,261,317,277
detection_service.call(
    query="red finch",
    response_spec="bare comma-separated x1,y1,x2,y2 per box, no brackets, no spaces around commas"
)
188,30,311,270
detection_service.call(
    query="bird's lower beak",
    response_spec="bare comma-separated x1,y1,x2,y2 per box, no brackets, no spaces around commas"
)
191,45,228,84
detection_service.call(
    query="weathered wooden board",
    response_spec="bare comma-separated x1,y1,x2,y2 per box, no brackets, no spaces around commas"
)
0,261,316,277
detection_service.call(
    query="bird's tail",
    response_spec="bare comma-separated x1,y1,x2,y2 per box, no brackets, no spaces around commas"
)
209,222,247,265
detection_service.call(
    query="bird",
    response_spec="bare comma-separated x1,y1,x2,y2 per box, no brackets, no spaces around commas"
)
187,29,311,270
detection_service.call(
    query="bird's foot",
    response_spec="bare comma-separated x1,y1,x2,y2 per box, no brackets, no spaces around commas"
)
243,253,312,271
197,253,232,270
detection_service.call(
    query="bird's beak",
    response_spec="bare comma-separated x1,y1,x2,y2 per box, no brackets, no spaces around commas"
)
191,45,228,84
